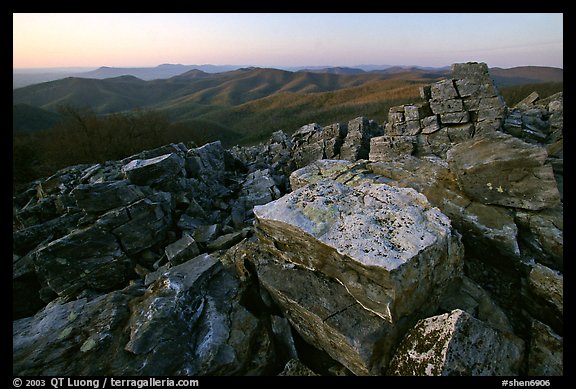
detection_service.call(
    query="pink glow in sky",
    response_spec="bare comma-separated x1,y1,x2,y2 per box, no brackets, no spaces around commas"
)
13,13,563,69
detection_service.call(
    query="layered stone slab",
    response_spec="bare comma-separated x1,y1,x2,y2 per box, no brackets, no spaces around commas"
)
254,179,463,323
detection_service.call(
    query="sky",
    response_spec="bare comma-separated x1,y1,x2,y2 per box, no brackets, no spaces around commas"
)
13,13,563,69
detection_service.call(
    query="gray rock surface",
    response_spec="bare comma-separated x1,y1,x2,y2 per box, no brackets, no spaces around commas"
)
33,224,132,297
270,315,298,361
13,284,142,375
339,116,382,160
439,276,514,333
164,232,200,265
384,62,507,159
278,359,319,376
528,263,563,317
369,135,415,162
515,207,563,271
13,212,83,257
292,158,522,259
110,192,173,255
71,181,148,213
291,123,334,169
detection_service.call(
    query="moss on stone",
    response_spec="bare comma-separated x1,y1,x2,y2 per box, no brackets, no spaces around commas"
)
302,203,339,236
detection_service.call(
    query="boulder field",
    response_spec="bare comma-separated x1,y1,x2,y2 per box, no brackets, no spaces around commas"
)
13,63,562,376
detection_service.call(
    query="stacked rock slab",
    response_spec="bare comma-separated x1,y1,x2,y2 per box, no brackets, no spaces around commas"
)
339,117,383,161
291,117,382,170
370,62,506,161
503,91,563,202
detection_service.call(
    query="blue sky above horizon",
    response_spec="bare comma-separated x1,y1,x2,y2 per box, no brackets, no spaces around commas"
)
13,13,563,69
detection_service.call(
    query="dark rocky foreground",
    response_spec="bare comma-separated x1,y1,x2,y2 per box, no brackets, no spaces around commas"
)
13,63,563,376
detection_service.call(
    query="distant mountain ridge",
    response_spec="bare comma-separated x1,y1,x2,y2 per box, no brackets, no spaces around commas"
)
12,64,247,88
297,67,367,75
77,64,245,80
13,63,562,89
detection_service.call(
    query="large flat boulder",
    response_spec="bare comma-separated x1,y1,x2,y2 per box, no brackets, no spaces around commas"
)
254,178,463,323
291,158,521,259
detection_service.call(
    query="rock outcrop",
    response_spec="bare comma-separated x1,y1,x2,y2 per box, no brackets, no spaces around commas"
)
290,117,383,169
12,62,562,376
371,62,506,161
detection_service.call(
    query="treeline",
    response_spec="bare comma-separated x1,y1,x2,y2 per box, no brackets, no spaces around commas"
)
12,106,238,191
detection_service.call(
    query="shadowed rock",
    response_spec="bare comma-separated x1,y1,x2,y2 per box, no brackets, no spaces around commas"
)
71,181,148,213
278,359,319,376
14,253,275,375
33,225,132,297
